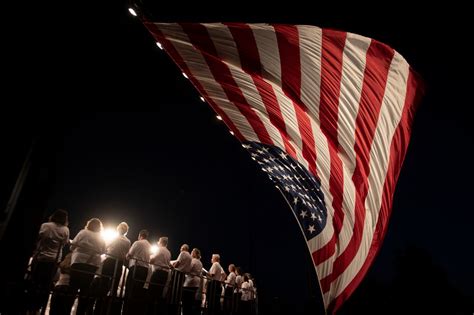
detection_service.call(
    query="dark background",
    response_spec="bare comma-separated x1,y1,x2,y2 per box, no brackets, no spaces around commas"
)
1,2,473,314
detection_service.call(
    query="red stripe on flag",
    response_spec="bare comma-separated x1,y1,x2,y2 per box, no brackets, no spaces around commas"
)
180,23,274,145
225,23,297,159
313,29,347,268
274,25,318,177
320,40,395,293
144,22,245,142
327,69,424,313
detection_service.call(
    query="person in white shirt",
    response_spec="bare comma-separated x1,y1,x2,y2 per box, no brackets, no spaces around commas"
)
104,222,131,293
49,252,74,315
208,254,223,281
168,244,193,314
207,254,224,314
182,248,203,315
94,222,131,314
123,229,151,315
223,264,236,314
148,236,171,314
172,244,192,273
70,218,106,315
240,274,252,315
28,209,70,314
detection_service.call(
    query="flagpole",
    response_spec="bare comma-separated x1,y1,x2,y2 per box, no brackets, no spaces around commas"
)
274,186,327,315
0,139,36,241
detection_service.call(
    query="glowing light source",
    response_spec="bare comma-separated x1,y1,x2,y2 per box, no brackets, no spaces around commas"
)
156,42,163,50
150,245,158,255
229,131,235,136
101,228,118,244
216,115,222,121
128,8,137,16
200,96,205,102
182,72,189,79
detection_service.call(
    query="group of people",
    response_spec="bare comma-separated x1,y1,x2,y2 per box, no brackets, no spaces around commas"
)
25,209,257,315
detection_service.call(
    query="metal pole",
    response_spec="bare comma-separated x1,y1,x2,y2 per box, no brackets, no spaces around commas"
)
0,139,36,240
106,258,120,315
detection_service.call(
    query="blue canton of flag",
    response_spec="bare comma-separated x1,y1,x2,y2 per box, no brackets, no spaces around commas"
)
243,142,327,239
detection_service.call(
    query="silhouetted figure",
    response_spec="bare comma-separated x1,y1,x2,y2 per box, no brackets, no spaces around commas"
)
70,218,106,315
28,209,69,314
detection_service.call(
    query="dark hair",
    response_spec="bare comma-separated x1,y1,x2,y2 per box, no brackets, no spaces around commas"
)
139,229,149,239
50,209,68,226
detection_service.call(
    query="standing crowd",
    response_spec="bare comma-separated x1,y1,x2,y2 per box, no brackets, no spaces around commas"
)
25,209,257,315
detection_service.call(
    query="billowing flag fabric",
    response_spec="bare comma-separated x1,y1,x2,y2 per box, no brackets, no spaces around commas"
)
144,22,423,313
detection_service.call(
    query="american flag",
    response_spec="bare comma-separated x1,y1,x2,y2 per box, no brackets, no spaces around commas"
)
144,22,423,313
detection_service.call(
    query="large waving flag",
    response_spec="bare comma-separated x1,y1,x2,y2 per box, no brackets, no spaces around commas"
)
144,22,423,313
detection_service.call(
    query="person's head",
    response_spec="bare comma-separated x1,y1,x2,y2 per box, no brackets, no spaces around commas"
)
243,274,249,282
236,267,242,276
180,244,189,252
138,229,149,240
116,222,129,236
85,218,102,233
228,264,235,273
191,248,201,259
49,209,68,226
212,254,220,263
158,236,168,247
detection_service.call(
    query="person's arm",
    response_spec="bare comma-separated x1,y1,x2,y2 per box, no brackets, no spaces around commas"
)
70,230,83,251
172,252,183,268
126,241,137,260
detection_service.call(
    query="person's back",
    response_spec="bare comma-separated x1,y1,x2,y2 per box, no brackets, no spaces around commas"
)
36,221,69,262
107,234,131,261
28,209,69,314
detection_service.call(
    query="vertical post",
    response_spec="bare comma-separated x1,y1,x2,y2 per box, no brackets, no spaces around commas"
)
106,258,120,315
0,140,35,240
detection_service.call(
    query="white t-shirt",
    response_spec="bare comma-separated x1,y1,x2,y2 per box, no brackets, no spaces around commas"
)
184,258,203,288
71,229,106,267
174,251,192,273
241,281,252,301
107,235,131,261
128,239,151,268
226,271,236,288
150,246,171,272
209,262,223,281
36,222,69,262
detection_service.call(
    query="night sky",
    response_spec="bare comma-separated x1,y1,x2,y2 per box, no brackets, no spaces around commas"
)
3,2,473,314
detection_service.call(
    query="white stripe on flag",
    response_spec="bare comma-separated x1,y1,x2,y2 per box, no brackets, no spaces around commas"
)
298,25,336,252
203,23,288,155
333,33,371,256
159,23,261,143
250,24,309,169
328,52,410,300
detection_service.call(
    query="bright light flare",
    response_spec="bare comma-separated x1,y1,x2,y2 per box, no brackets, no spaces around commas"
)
216,115,222,121
156,42,163,50
150,245,158,255
128,8,137,16
182,72,189,79
101,228,119,244
200,96,205,102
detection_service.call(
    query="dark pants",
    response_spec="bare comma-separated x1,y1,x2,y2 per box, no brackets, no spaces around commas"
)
94,258,124,315
29,260,57,313
147,269,169,315
168,270,185,315
206,280,222,315
70,263,98,315
223,287,234,315
240,300,251,315
123,265,148,315
182,287,198,315
49,284,75,315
